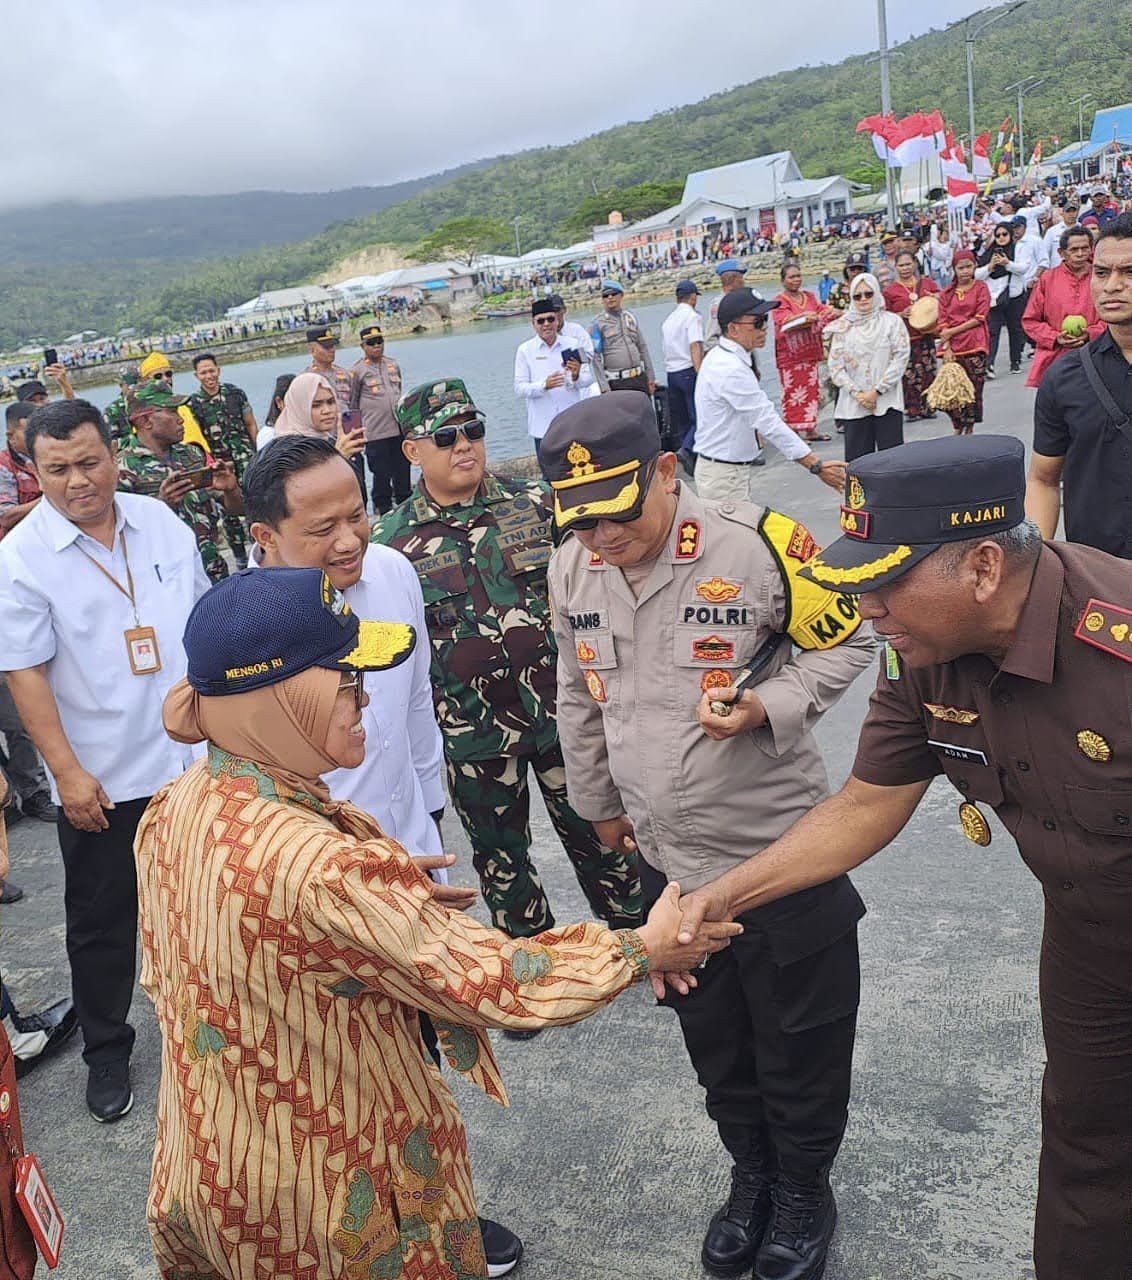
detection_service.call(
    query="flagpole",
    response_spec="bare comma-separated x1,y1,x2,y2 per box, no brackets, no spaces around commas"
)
877,0,898,228
964,2,1027,160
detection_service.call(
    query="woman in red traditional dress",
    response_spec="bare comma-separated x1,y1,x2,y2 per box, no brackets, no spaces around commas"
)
773,261,833,442
882,250,940,422
936,249,992,435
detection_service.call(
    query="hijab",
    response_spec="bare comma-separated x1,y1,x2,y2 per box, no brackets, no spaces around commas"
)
979,224,1015,274
164,666,342,803
272,371,339,439
827,272,888,339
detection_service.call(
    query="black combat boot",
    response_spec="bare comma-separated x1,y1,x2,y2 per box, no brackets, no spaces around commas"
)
753,1171,837,1280
701,1126,772,1276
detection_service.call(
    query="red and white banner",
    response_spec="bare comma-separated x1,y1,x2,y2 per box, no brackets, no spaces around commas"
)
856,110,948,169
972,132,993,179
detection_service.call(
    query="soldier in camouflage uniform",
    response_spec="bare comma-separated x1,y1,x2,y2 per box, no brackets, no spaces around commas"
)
187,353,258,569
103,367,140,441
372,378,641,946
116,382,243,584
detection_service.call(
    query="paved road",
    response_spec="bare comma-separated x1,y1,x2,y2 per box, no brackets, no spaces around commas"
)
5,369,1046,1279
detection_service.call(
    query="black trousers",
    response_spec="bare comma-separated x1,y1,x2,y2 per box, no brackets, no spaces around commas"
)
57,797,149,1067
641,859,859,1179
667,366,698,449
989,291,1028,370
840,408,904,462
364,438,411,516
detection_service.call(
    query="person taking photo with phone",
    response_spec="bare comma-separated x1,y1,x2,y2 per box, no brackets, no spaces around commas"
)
117,382,242,584
514,298,594,460
256,372,366,467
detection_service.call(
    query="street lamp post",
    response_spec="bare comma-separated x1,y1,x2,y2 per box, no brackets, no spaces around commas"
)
1071,94,1095,182
1004,75,1046,175
965,2,1027,155
876,0,898,229
511,216,522,259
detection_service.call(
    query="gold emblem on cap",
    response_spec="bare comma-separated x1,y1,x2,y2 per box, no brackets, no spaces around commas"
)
566,441,597,478
1077,729,1112,762
959,802,991,846
847,476,866,510
1084,610,1104,633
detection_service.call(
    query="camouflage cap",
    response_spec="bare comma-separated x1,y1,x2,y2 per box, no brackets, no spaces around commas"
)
126,380,188,420
395,377,485,438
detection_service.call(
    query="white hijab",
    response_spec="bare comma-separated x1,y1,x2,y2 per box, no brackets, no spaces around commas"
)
828,272,903,393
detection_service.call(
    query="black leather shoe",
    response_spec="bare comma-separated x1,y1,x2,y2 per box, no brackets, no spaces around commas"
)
11,998,79,1079
754,1175,837,1280
702,1161,772,1275
479,1216,523,1277
86,1060,133,1123
20,792,58,823
0,881,25,905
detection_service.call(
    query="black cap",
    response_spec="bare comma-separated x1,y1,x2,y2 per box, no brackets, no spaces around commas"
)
531,298,557,318
358,324,384,342
845,251,868,270
540,391,661,532
183,567,416,696
717,287,779,330
798,436,1026,594
16,381,47,401
306,325,338,344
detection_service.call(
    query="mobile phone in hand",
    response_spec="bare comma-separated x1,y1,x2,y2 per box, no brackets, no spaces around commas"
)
179,466,215,490
341,410,363,434
43,348,58,367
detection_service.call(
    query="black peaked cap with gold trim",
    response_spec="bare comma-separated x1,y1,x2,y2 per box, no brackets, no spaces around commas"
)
540,391,661,531
799,435,1026,594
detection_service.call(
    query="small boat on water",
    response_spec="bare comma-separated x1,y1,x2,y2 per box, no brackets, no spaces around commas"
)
482,306,528,319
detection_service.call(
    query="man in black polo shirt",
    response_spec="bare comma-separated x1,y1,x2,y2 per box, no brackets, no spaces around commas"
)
1027,212,1132,557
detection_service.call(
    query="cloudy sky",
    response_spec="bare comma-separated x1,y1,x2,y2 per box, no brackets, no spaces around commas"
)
4,0,994,209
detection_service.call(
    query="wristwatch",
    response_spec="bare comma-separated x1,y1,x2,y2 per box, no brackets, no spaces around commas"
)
808,460,825,475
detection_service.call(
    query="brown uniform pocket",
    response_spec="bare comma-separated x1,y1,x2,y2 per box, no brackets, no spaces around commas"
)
1064,786,1132,837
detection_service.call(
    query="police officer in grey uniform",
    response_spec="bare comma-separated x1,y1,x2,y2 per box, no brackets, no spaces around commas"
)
590,281,656,395
542,391,874,1280
704,258,750,352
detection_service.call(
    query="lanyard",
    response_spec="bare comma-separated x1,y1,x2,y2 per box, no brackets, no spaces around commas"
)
75,530,140,625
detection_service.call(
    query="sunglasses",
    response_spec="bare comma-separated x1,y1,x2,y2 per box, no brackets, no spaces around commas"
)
568,459,657,532
151,370,174,381
339,670,365,713
534,315,559,325
853,289,875,299
413,419,486,449
363,337,385,346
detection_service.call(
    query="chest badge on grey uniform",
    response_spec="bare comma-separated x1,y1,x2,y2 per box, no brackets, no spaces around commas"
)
959,802,992,846
1077,729,1112,763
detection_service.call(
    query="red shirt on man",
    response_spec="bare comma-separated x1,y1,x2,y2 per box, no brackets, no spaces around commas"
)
1022,263,1104,388
0,447,41,540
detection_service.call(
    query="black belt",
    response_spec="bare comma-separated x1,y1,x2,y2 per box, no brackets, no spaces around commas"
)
696,453,758,466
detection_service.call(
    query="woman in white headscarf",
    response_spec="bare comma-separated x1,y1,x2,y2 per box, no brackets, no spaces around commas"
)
826,272,911,462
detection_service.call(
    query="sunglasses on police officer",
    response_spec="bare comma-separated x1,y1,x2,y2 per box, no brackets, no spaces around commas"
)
363,337,385,346
414,420,487,449
568,458,658,532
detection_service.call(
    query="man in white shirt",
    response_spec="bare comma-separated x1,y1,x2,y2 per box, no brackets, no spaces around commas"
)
993,191,1052,240
514,299,593,457
661,280,704,457
694,289,846,503
0,399,209,1124
551,293,600,401
1043,202,1081,269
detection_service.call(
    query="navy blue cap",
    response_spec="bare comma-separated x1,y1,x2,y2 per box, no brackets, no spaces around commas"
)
717,287,779,329
600,280,624,295
183,567,415,695
675,279,699,297
306,325,338,344
715,259,747,277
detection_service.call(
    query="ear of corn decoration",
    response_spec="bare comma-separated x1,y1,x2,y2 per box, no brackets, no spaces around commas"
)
926,360,975,411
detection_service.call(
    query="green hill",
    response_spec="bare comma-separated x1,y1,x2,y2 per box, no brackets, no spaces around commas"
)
3,0,1125,348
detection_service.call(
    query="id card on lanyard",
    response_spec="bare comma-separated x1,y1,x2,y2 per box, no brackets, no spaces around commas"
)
76,530,162,676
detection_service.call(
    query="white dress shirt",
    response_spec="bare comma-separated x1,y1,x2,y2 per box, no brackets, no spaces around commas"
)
0,493,209,803
661,303,705,372
514,333,594,439
992,196,1050,239
248,544,445,858
560,319,602,399
693,338,810,463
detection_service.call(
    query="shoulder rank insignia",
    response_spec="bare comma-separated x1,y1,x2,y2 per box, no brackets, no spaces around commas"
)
584,671,607,704
1075,598,1132,663
958,802,992,846
924,704,979,725
588,551,604,568
675,519,701,559
696,576,741,603
1077,729,1112,762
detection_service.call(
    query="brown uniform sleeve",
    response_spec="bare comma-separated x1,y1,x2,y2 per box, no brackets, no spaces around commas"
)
851,661,943,786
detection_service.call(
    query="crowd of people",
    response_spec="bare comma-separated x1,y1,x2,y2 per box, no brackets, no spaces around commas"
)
0,184,1130,1280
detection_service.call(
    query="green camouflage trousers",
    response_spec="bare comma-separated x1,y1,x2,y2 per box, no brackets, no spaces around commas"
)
446,741,642,938
222,513,249,569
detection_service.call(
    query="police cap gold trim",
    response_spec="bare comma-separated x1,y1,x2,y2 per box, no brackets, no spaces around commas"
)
798,435,1026,594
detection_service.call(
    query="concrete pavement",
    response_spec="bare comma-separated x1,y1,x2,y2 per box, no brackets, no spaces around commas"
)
4,367,1046,1278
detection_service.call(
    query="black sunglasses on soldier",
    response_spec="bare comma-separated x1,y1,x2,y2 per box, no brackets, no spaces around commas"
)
416,420,486,449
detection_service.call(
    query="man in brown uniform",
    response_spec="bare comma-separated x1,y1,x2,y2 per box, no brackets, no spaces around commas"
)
675,434,1132,1280
543,392,874,1280
350,324,406,516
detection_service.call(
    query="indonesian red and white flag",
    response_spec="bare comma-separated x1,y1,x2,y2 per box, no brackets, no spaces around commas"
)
946,175,979,211
972,132,993,179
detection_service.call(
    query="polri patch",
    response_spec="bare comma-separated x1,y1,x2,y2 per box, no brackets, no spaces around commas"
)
691,635,735,663
785,524,818,561
584,670,608,703
1074,598,1132,664
695,576,742,603
928,740,989,765
576,640,597,663
701,669,732,694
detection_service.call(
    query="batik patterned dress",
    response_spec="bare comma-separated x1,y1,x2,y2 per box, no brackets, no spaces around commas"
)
882,277,940,419
773,289,830,437
135,748,647,1280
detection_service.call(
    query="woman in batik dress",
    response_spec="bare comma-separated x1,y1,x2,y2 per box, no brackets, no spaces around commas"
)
773,261,834,442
